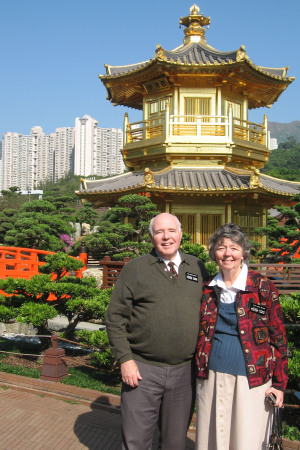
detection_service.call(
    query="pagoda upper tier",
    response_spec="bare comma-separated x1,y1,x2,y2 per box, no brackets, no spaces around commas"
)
100,4,294,110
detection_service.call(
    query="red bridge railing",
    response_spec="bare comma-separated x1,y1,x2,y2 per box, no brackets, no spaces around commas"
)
0,245,87,280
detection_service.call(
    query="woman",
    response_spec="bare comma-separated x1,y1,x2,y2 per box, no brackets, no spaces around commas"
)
195,223,288,450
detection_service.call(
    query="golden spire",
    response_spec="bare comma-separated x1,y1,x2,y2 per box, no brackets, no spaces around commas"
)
179,4,210,44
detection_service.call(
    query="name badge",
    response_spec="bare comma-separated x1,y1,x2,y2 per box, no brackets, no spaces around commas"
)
250,304,267,316
186,272,198,282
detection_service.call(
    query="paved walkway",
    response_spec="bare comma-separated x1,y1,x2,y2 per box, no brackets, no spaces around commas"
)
0,372,195,449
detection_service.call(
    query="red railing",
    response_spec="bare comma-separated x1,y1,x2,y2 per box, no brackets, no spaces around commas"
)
0,245,87,280
99,258,300,295
100,256,131,289
248,263,300,294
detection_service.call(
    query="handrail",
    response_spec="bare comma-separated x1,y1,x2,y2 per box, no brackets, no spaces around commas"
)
248,263,300,294
0,246,87,280
125,113,267,146
99,256,131,289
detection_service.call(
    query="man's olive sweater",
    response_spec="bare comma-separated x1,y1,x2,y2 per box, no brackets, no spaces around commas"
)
106,249,208,367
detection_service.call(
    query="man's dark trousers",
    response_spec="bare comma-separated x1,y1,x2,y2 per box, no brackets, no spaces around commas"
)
121,360,195,450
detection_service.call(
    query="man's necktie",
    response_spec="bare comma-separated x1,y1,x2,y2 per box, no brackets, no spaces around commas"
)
168,261,178,278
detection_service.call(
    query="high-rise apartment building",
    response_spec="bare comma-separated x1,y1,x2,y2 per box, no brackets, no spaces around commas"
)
97,127,124,177
53,127,74,182
1,127,56,191
269,138,278,150
2,132,32,190
74,114,124,177
0,116,124,190
74,115,98,177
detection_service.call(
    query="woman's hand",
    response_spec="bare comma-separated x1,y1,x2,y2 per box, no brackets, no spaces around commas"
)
265,387,284,408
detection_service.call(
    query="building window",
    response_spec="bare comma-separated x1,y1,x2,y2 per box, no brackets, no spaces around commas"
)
184,97,211,122
200,214,222,245
149,101,158,115
236,213,261,243
177,214,196,242
225,100,242,119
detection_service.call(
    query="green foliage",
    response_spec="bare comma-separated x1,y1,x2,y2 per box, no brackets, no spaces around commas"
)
37,173,82,201
74,194,159,260
262,138,300,181
60,367,121,394
285,325,300,348
0,186,26,211
288,348,300,387
3,198,74,251
0,305,17,322
181,233,218,275
282,422,300,441
0,208,18,243
256,139,300,262
39,252,84,280
254,201,300,263
76,328,115,370
72,202,99,226
280,294,300,323
17,302,57,327
0,361,41,378
0,254,112,345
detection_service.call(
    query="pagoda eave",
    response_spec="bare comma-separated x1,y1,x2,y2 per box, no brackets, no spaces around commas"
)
101,58,293,110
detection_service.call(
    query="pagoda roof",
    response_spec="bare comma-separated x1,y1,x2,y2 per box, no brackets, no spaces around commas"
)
100,4,294,110
103,42,289,81
77,167,300,200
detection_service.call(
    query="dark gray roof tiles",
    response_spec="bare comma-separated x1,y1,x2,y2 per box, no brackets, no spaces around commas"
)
163,43,238,65
83,172,145,193
153,169,250,191
259,174,300,194
79,168,300,197
102,60,153,77
101,42,291,81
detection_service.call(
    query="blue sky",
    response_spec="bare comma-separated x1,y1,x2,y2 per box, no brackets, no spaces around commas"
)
1,0,299,137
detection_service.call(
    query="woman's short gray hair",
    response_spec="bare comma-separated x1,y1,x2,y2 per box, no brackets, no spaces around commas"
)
208,223,252,263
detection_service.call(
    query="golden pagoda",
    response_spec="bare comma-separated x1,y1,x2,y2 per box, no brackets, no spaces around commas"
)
77,4,296,247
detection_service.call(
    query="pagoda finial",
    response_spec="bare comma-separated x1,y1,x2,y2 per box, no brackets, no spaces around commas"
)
179,4,210,44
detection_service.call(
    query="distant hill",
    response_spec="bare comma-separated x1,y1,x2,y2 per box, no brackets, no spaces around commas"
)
268,121,300,144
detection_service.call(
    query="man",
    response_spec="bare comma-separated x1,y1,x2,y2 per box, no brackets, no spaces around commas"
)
106,213,208,450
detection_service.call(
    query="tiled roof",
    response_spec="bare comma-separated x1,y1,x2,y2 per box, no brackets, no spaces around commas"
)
79,168,300,197
101,43,291,81
103,60,153,77
162,42,238,65
82,172,145,193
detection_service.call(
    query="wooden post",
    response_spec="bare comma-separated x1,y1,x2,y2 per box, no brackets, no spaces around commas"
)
40,336,68,382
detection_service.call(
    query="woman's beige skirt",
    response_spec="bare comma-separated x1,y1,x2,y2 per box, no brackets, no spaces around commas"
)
195,371,273,450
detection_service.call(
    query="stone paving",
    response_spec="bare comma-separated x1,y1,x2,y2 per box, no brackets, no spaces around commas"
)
0,372,195,449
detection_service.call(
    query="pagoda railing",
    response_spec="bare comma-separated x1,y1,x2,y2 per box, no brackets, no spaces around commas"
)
124,113,268,147
169,114,229,138
233,118,266,145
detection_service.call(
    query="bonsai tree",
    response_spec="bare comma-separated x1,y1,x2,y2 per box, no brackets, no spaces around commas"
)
254,195,300,263
0,253,112,346
73,194,159,260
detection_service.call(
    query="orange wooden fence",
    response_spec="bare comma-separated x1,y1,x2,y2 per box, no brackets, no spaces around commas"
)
0,245,87,280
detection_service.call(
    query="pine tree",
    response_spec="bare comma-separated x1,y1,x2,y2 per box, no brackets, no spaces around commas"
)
254,194,300,263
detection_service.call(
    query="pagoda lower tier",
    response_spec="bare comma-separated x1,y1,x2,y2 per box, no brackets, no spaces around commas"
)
77,166,300,248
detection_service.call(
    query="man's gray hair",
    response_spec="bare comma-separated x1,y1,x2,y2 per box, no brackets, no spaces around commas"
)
149,214,182,237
